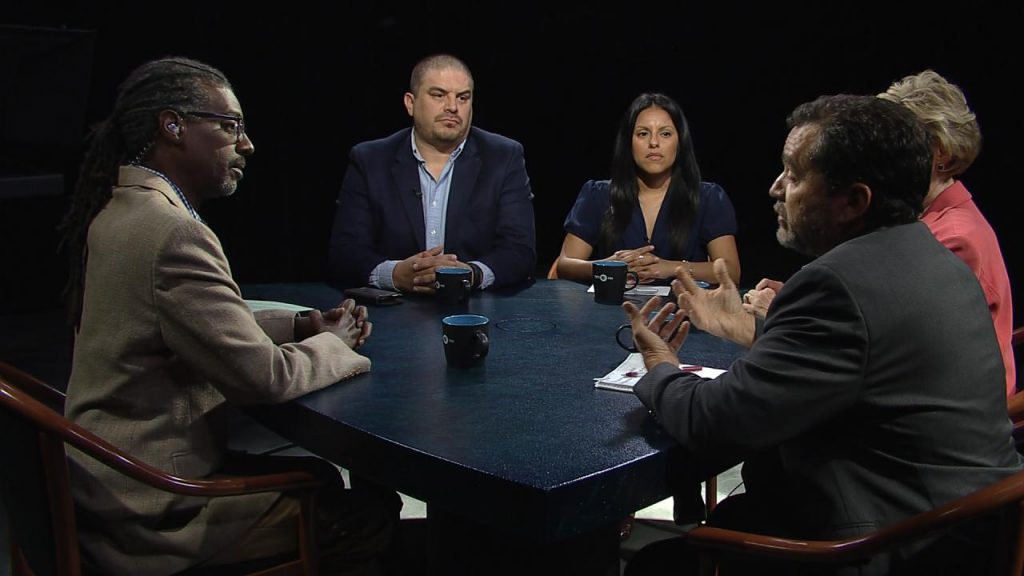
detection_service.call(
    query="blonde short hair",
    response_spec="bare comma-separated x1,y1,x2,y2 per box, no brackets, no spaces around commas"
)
879,70,981,176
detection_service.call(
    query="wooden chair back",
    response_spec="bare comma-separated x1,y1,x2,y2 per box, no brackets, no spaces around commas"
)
0,362,80,576
1007,327,1024,447
0,362,324,576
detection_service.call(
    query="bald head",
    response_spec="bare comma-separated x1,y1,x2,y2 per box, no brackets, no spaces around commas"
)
410,54,474,94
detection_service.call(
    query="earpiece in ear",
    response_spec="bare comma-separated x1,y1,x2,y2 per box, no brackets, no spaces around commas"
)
167,123,180,135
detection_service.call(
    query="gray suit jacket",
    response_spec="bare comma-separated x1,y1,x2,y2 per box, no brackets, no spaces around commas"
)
636,222,1021,574
65,166,370,575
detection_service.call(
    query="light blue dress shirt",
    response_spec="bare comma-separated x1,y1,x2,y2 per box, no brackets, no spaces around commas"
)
370,132,495,289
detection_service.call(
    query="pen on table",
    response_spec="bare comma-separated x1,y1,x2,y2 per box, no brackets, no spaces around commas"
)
624,365,702,378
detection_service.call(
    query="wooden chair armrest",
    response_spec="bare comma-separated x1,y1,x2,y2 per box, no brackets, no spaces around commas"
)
1,385,327,497
0,362,65,410
1014,419,1024,446
687,526,883,564
687,470,1024,563
1008,393,1024,424
1009,326,1024,421
547,260,559,280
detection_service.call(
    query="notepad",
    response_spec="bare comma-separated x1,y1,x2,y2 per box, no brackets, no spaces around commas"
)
586,285,672,296
585,282,711,296
594,353,726,392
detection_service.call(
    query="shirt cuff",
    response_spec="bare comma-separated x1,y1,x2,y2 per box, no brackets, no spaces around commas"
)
471,261,495,289
369,261,399,290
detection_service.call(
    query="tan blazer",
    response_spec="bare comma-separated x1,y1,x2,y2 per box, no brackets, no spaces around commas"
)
65,166,370,575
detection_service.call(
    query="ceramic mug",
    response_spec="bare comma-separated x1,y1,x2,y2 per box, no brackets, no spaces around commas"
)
592,261,639,304
442,314,490,367
435,267,472,304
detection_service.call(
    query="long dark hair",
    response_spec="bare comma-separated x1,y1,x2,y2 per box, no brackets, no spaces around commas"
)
598,93,701,257
59,56,230,326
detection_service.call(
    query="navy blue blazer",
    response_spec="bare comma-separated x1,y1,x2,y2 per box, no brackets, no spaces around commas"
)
327,127,536,289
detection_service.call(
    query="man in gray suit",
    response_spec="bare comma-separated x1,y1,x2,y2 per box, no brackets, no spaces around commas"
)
60,57,395,575
622,95,1021,575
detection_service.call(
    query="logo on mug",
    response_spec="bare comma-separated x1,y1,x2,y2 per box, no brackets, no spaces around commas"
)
594,274,610,282
442,335,453,344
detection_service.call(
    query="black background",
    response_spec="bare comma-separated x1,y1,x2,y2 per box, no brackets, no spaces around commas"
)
3,2,1022,325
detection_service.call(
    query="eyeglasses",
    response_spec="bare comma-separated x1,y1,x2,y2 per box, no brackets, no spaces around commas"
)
185,110,247,143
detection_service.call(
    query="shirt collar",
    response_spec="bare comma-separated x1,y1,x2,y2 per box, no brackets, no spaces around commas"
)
922,180,971,217
118,165,204,223
409,130,467,164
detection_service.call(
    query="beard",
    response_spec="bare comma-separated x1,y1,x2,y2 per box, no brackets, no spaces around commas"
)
776,226,814,256
218,179,238,197
414,110,471,150
776,208,838,257
429,123,467,145
216,158,245,198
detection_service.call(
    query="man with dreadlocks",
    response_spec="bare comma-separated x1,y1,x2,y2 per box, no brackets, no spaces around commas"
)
60,57,397,575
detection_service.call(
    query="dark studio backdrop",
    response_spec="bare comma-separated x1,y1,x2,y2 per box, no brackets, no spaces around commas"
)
3,2,1022,328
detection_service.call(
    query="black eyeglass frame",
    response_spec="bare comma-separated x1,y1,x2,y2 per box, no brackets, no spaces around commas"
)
184,110,246,143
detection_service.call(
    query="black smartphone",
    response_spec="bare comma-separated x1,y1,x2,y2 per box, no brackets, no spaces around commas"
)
343,287,403,306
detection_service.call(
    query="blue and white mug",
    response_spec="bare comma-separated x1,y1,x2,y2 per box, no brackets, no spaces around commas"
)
442,314,490,367
592,261,639,304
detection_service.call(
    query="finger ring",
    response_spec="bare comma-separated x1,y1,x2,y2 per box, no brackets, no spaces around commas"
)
638,255,644,261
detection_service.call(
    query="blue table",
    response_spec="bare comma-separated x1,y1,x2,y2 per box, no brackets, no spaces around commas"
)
242,279,745,572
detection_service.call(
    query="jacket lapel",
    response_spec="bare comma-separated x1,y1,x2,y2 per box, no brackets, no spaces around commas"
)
391,135,427,251
444,131,480,250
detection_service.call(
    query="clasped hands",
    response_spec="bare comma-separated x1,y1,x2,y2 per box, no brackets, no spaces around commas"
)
295,298,372,350
621,258,756,371
741,278,782,319
393,245,471,294
608,245,672,283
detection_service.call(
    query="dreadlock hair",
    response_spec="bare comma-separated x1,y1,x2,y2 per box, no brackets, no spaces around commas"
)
59,56,231,327
598,92,702,259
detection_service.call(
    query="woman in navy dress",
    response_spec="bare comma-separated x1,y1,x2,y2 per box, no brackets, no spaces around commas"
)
555,93,740,285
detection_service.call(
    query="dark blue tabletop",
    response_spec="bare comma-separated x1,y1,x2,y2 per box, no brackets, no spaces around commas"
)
242,280,745,543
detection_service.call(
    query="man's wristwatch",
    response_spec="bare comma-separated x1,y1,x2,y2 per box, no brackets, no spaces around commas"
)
468,262,483,290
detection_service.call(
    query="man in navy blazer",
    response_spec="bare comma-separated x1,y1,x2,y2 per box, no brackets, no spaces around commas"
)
328,54,536,292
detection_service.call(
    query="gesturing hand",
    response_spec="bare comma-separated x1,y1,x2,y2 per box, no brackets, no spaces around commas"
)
672,258,755,348
620,296,690,371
